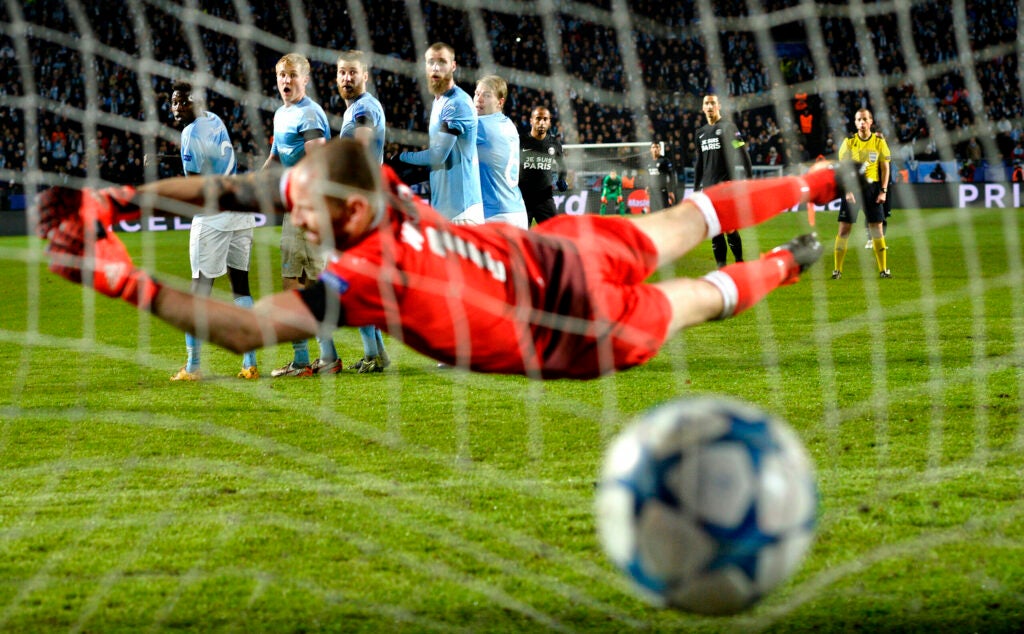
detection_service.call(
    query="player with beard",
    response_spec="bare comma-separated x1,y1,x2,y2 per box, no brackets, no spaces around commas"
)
694,93,752,268
518,106,567,227
335,50,391,373
399,42,482,224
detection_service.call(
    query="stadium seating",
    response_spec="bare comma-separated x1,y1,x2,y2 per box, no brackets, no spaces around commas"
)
2,0,1019,202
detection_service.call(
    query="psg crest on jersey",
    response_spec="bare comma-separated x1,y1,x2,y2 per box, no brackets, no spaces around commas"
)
547,147,556,156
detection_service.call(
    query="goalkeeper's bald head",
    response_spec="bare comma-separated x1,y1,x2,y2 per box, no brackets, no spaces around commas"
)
288,138,386,251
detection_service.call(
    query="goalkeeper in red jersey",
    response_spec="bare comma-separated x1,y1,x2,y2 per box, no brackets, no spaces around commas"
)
37,137,852,380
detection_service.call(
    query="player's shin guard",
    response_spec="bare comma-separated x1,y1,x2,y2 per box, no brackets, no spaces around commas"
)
358,325,380,357
690,169,838,238
702,249,799,319
292,340,310,367
184,333,201,373
234,295,257,369
317,336,339,363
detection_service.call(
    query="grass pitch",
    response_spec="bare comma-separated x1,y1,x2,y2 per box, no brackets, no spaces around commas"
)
0,207,1022,632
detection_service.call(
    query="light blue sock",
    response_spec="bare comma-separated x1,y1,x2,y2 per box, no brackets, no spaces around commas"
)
185,333,201,373
375,328,386,356
358,325,379,357
317,336,338,363
234,296,257,368
292,340,310,367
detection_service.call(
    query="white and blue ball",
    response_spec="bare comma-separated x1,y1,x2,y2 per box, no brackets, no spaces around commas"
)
595,396,817,615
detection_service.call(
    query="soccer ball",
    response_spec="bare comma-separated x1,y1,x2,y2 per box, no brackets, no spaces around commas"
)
595,396,817,615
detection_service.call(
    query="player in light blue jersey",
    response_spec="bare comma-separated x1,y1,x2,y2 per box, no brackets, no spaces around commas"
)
336,50,391,374
399,42,483,225
168,81,259,382
474,75,528,229
262,53,341,378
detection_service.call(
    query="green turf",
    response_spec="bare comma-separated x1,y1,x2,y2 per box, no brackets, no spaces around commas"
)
0,208,1022,632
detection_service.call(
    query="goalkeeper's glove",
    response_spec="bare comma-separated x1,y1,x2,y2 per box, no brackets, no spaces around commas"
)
555,178,568,192
36,186,141,239
601,196,607,204
47,217,161,311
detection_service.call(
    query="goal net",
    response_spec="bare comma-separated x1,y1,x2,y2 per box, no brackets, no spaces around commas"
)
1,0,1022,630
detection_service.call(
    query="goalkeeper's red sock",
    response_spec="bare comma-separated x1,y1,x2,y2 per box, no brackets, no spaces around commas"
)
693,169,837,236
702,250,798,319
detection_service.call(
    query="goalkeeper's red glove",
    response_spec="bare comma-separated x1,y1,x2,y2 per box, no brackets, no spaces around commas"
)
47,217,161,311
36,185,141,239
601,196,607,204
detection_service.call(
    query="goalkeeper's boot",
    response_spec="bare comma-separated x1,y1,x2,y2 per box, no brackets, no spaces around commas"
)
879,269,893,279
237,366,260,380
378,347,391,369
832,270,843,280
271,361,313,378
766,232,823,285
310,357,343,375
171,366,202,382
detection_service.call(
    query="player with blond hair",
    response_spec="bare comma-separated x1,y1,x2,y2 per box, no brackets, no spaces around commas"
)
474,74,528,229
399,42,483,225
262,52,341,376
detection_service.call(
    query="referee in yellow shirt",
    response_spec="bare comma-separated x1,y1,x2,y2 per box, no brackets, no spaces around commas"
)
832,108,892,279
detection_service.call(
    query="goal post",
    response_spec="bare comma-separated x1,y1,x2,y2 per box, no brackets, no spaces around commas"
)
561,141,653,214
561,142,784,215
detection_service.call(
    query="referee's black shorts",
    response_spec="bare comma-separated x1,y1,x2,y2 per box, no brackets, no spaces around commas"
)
838,181,886,224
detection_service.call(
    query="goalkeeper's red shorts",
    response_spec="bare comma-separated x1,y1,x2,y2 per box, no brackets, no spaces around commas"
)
529,214,671,378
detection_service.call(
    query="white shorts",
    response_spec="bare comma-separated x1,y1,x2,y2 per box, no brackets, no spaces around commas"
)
189,224,254,279
485,211,529,230
450,202,484,225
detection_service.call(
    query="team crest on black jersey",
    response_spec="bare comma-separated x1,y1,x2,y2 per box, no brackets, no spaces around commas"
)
547,147,555,156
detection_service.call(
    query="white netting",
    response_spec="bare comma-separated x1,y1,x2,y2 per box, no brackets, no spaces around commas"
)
1,0,1023,630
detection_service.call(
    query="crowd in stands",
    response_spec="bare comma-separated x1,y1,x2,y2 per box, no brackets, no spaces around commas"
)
2,0,1021,200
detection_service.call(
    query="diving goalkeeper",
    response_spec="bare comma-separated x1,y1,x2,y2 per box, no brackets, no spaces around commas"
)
37,137,849,380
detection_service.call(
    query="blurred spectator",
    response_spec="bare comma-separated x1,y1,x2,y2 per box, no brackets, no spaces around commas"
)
925,163,947,183
4,0,1022,198
959,160,976,183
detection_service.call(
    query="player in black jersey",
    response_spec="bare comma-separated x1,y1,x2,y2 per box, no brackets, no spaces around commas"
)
519,106,568,227
694,93,753,268
646,142,676,212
